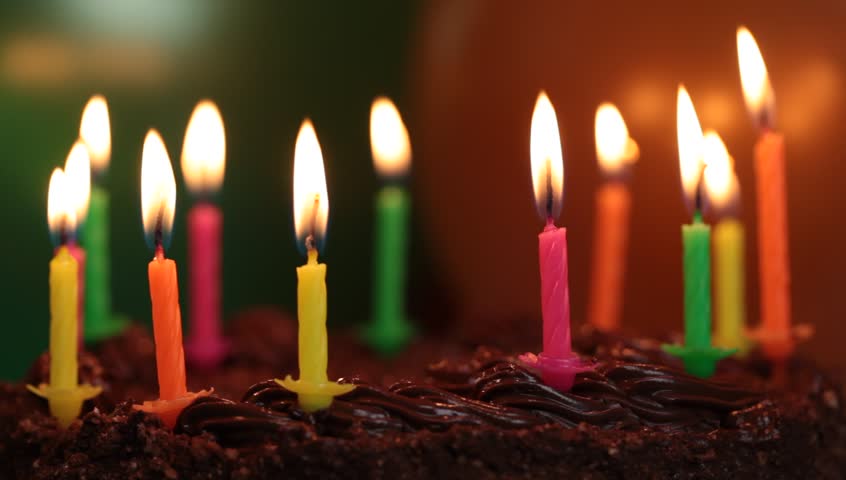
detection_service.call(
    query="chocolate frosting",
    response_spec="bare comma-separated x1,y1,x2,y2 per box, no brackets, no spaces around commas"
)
177,354,764,447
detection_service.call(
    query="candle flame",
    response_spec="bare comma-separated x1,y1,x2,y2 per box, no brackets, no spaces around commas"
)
677,85,704,210
141,129,176,250
702,130,740,215
47,168,76,245
370,97,411,178
594,102,639,176
181,100,226,196
63,141,91,224
737,26,775,129
293,119,329,253
530,91,564,220
79,95,111,174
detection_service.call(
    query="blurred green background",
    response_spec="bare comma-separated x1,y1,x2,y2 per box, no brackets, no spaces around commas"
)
0,1,420,379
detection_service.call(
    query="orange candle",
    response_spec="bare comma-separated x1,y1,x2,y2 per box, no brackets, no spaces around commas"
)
148,246,187,400
737,27,800,360
134,129,208,428
754,132,791,349
588,104,638,332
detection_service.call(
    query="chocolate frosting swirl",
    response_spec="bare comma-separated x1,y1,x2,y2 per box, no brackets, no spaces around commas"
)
177,356,764,447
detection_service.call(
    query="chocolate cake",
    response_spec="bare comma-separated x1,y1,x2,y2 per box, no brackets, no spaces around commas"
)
1,316,844,479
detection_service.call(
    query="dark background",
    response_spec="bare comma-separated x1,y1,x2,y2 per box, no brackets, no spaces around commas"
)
1,1,844,380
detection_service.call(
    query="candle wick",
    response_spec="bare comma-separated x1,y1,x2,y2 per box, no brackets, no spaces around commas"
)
759,106,775,132
307,194,320,252
545,162,554,219
694,163,706,214
154,222,165,260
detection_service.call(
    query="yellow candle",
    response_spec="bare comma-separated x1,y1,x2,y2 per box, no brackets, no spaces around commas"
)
28,168,101,428
297,248,328,386
277,119,354,412
713,220,750,355
702,132,749,356
49,247,79,389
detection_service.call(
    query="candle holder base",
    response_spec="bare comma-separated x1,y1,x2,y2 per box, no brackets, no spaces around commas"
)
133,389,213,429
747,323,814,363
713,334,752,358
27,383,102,428
185,336,230,370
276,375,356,412
518,352,594,392
361,319,415,356
661,344,736,378
84,313,130,344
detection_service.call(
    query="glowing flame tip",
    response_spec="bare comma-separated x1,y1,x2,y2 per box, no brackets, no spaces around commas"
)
293,119,329,254
702,130,740,214
737,26,775,128
141,129,176,250
63,141,91,224
594,102,639,175
181,100,226,195
79,94,111,173
529,91,564,221
677,85,705,210
370,97,411,178
47,168,77,245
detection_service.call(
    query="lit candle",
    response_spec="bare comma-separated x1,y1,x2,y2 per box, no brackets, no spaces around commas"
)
662,87,734,378
362,97,414,355
27,169,101,428
181,100,229,369
134,130,210,429
737,27,807,361
701,131,750,356
79,95,128,342
519,92,592,392
63,141,91,344
277,120,355,412
588,103,639,332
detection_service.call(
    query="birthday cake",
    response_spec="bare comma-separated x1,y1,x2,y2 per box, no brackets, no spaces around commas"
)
1,316,844,479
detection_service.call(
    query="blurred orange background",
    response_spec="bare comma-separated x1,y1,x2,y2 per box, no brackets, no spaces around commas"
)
410,0,845,368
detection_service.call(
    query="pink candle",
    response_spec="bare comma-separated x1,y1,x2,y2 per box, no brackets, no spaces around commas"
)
181,100,228,369
61,140,92,346
539,219,571,357
519,91,592,392
185,203,227,368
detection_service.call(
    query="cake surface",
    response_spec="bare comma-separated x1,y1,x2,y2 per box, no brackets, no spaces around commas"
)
1,315,844,479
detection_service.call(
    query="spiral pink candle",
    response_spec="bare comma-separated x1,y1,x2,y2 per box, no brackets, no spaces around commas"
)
185,203,227,369
539,219,571,357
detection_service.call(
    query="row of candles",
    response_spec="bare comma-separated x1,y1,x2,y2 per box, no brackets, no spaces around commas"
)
31,91,416,425
524,27,807,387
30,27,800,428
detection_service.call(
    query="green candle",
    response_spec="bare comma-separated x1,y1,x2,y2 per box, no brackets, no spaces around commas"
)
682,212,711,349
363,97,414,354
364,186,413,353
664,212,734,377
82,186,126,342
79,95,127,342
662,87,734,377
